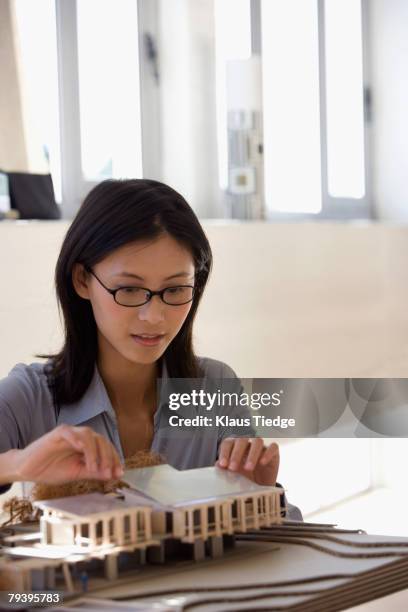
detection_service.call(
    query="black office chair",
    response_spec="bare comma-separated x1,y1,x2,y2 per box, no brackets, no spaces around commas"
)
7,171,61,220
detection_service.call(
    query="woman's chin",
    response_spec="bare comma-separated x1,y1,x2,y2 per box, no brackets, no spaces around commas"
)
124,340,168,365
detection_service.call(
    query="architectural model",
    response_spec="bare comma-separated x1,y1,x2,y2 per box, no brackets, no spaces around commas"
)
0,465,284,593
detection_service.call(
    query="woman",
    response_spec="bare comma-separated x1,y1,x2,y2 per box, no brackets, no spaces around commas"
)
0,179,301,520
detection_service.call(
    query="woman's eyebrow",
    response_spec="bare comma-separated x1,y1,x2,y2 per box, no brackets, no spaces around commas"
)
114,271,194,281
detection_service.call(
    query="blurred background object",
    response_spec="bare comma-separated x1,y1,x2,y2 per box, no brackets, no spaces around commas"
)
0,172,11,215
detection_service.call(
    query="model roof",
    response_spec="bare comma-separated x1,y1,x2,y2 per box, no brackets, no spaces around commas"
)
33,492,150,520
122,464,279,507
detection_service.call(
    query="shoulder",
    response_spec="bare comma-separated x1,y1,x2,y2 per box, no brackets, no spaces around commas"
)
0,361,51,406
0,361,55,450
196,356,239,379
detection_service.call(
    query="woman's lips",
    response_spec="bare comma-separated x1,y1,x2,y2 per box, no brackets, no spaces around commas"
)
131,334,165,347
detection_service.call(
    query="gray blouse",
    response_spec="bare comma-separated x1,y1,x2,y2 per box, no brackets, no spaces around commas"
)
0,357,302,520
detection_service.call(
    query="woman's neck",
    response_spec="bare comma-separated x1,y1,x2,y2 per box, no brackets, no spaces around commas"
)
96,336,159,418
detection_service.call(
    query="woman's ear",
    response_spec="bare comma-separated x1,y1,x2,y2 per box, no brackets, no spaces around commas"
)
72,264,91,300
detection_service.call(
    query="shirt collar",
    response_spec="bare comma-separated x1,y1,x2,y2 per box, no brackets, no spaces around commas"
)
57,359,170,427
57,365,114,426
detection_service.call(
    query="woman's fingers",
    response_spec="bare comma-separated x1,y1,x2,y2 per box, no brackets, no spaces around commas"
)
58,425,98,474
260,441,279,466
57,425,123,479
216,437,280,484
243,438,265,471
14,424,124,484
93,434,123,479
93,434,112,478
105,439,123,478
218,437,264,471
217,438,235,468
258,442,280,485
228,438,250,470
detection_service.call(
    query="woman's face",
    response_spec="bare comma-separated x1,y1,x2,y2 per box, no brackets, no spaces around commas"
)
73,234,195,366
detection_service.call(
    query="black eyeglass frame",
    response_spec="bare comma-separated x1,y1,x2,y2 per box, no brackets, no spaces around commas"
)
84,267,195,307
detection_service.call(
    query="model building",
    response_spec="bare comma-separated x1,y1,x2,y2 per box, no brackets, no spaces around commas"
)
0,465,284,593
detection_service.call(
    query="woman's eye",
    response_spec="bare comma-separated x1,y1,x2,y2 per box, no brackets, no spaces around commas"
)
166,286,183,294
122,287,143,294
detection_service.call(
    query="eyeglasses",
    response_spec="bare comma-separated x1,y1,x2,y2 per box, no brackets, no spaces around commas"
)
85,267,195,307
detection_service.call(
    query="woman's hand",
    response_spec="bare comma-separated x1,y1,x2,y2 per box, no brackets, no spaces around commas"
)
11,424,124,485
215,437,279,486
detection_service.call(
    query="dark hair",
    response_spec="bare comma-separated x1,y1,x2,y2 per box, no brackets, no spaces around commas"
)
39,179,212,407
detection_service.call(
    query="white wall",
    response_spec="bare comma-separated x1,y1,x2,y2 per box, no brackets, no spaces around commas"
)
1,220,407,379
0,0,49,173
0,0,28,171
370,0,408,221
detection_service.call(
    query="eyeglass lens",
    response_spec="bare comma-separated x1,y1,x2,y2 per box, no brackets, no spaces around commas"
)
115,286,193,306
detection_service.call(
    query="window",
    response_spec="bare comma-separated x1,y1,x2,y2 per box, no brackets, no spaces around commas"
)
80,523,89,538
56,0,143,216
324,0,366,199
14,0,61,201
193,509,201,528
77,0,142,182
19,1,370,218
214,0,252,190
123,515,131,539
260,0,369,217
261,0,322,215
95,519,103,539
208,506,216,526
137,513,145,532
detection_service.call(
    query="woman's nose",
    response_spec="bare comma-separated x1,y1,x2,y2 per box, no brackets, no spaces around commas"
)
137,295,165,324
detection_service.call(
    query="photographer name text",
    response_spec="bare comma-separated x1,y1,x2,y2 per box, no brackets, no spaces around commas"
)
167,414,296,429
